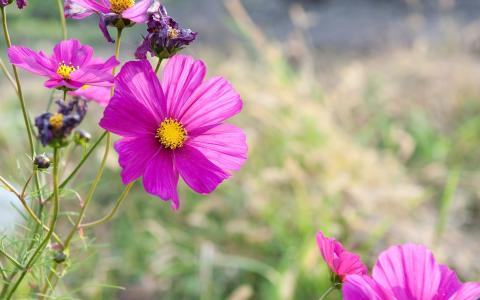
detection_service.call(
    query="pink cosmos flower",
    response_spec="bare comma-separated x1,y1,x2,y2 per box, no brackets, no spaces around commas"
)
70,85,111,106
8,39,119,90
317,231,368,282
65,0,153,42
343,243,480,300
99,55,247,210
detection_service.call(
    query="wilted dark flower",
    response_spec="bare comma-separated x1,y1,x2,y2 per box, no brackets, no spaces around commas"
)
135,3,197,60
0,0,27,9
35,97,87,147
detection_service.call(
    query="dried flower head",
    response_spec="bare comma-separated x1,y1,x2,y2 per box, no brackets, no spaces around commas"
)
35,97,87,147
135,3,197,60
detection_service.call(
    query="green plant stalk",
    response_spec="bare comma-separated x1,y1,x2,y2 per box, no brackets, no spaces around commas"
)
81,182,135,228
154,57,163,74
318,285,336,300
5,148,61,300
0,249,24,270
0,57,16,92
435,167,460,243
56,0,67,40
1,6,35,162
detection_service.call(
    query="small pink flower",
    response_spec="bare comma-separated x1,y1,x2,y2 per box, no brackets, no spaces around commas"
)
100,55,247,210
343,244,480,300
70,85,111,106
65,0,153,42
317,231,368,281
8,39,119,90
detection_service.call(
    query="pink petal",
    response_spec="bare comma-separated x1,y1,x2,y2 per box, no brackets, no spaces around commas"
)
8,46,55,76
70,56,119,86
99,88,158,137
433,265,463,300
114,136,159,184
450,283,480,300
162,55,206,117
337,251,369,279
316,231,340,273
186,124,247,172
175,145,230,194
178,76,243,133
70,85,111,106
114,60,167,122
122,0,152,23
372,244,442,300
69,0,109,13
142,149,180,210
52,39,80,65
343,275,394,300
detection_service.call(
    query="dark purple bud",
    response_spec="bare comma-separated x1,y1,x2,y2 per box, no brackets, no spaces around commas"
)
135,4,197,60
34,154,51,170
16,0,26,9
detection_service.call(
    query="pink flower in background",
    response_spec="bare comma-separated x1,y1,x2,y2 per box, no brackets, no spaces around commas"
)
317,231,368,282
65,0,152,42
343,244,480,300
8,39,119,90
70,85,111,106
100,55,247,210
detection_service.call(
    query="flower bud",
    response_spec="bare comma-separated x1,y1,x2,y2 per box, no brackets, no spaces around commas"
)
34,154,51,170
53,251,67,264
74,129,91,145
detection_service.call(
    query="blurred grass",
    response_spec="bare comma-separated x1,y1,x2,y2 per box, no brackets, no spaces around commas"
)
0,1,480,299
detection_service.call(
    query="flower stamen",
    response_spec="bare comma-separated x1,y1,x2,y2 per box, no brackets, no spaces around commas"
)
167,26,180,39
110,0,135,13
56,62,78,80
49,113,64,130
156,118,187,149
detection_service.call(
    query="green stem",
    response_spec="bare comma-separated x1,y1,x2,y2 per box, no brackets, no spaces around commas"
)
0,249,24,270
318,285,336,300
63,133,111,248
5,148,61,300
56,0,67,40
1,6,35,160
154,57,163,74
0,57,16,92
81,182,134,228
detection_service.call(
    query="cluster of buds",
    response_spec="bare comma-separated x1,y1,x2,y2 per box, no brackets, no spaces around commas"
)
0,0,27,9
35,97,87,148
135,3,197,60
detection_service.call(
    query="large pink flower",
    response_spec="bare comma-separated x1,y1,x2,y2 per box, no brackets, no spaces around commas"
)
100,55,247,210
8,39,119,90
65,0,152,42
343,244,480,300
317,231,368,281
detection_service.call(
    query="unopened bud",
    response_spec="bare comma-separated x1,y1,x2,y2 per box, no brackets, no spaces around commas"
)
34,154,51,170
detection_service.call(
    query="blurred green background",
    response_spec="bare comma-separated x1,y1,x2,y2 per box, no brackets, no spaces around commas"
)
1,0,480,299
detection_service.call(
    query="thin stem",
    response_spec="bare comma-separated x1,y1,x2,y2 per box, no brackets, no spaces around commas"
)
154,57,163,74
63,133,111,248
5,148,61,300
0,249,24,270
1,6,35,160
81,182,134,228
62,89,67,101
318,285,336,300
0,175,61,244
0,57,17,92
56,0,67,40
20,173,33,198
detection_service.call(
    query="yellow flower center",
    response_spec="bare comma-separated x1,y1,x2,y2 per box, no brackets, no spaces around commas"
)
49,113,64,130
81,84,90,90
110,0,135,13
155,118,187,150
56,62,78,80
167,27,180,39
